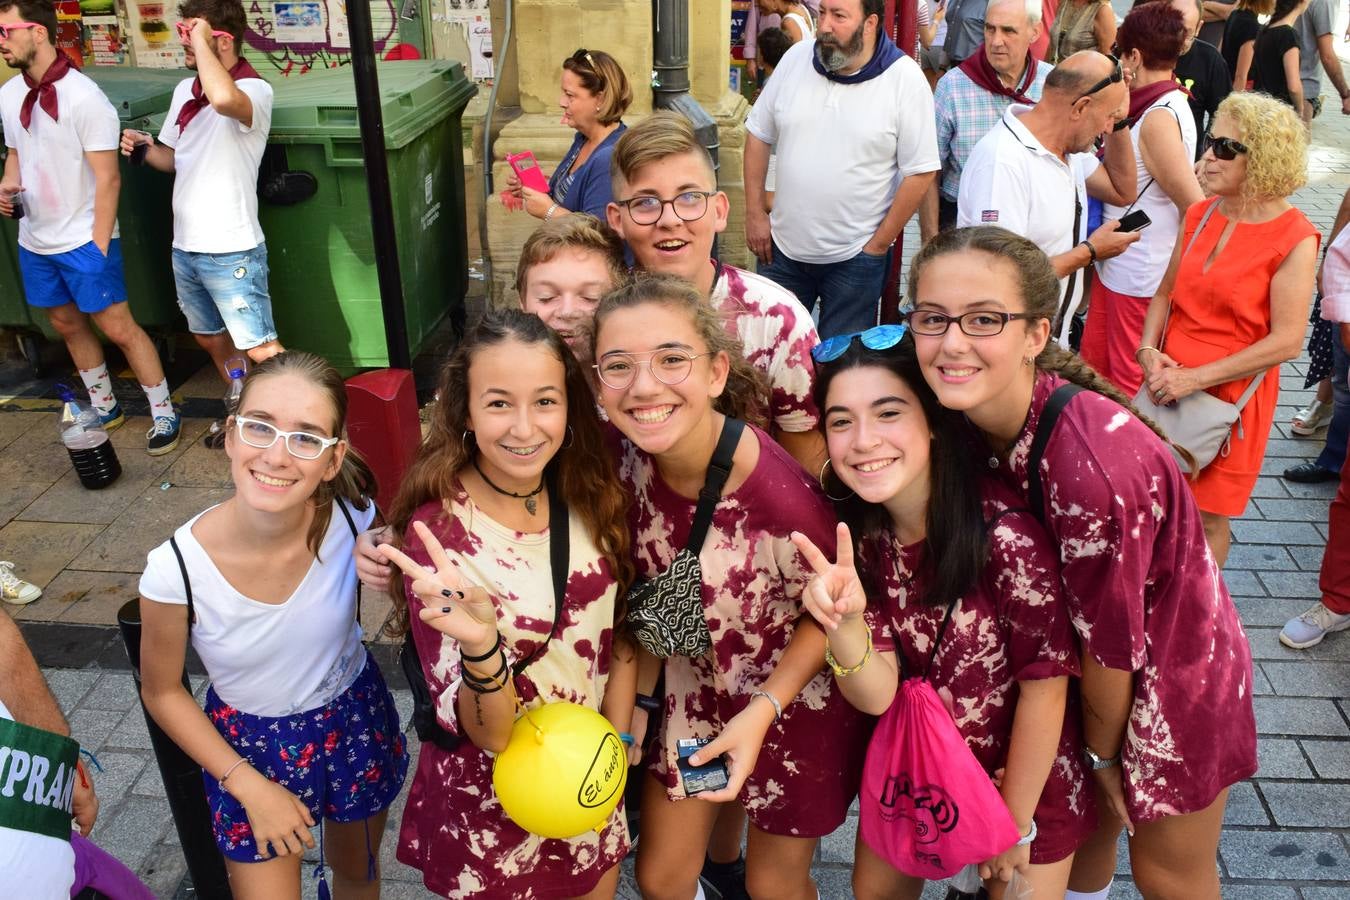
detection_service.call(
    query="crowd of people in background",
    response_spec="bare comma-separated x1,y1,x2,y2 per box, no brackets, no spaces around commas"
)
3,0,1350,897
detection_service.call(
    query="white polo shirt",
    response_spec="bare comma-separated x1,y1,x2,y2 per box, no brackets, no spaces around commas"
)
159,76,272,254
0,69,120,255
957,104,1099,347
747,39,939,265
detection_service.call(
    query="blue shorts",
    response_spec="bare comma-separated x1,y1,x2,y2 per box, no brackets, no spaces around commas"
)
202,654,409,862
19,240,128,314
172,243,278,349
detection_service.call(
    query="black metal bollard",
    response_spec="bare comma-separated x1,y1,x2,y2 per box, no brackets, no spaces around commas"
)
117,599,232,899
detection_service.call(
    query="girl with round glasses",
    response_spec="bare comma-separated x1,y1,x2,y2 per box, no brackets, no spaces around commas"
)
908,226,1256,900
591,274,870,900
795,330,1092,899
137,352,408,900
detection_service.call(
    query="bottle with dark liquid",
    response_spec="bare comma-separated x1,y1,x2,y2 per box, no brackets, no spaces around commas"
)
58,387,121,490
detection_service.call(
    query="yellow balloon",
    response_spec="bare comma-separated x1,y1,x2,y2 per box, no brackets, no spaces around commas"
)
492,702,628,839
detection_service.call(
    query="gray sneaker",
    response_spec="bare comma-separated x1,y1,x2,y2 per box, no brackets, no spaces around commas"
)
1280,602,1350,649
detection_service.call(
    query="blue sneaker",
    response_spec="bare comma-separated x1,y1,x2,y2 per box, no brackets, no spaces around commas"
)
99,402,125,432
146,414,181,456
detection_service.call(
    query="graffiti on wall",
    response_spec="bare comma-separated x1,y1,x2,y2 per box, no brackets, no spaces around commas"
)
243,0,399,76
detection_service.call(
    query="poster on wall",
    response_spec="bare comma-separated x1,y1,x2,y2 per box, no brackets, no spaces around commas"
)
129,0,186,67
325,0,349,49
443,0,491,81
55,0,85,66
83,16,126,65
273,1,327,43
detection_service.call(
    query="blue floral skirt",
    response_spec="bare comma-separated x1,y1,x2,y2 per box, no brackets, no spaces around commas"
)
202,654,408,862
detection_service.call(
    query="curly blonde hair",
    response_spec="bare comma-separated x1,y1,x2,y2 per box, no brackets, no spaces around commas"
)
1214,92,1307,201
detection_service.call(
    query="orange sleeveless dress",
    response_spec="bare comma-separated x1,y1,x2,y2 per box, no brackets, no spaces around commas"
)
1164,200,1319,517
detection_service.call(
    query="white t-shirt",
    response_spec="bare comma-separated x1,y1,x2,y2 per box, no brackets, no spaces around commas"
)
1098,92,1196,298
139,500,376,717
0,699,76,900
0,69,120,254
957,104,1100,346
747,39,940,264
159,77,272,254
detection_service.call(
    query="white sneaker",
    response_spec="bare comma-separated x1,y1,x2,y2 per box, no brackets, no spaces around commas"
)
0,561,41,605
1280,602,1350,649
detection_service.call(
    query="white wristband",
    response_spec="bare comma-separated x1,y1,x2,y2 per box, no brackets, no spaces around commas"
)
1016,819,1038,846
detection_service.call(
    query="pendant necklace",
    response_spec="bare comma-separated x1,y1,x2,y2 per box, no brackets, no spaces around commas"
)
985,409,1032,470
472,458,545,515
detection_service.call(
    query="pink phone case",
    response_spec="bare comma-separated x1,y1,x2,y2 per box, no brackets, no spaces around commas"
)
507,151,550,194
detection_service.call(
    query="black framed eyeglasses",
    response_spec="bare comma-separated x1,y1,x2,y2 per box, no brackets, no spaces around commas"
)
811,324,908,363
904,308,1042,337
593,348,716,390
234,416,340,459
614,191,715,226
1202,133,1248,161
1074,55,1123,102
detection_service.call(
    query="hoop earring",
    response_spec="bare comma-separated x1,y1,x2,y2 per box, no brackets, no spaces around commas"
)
462,430,475,448
818,459,855,503
561,425,575,450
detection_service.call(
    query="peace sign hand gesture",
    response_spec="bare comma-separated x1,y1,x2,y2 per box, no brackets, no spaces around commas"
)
791,523,867,631
379,520,500,656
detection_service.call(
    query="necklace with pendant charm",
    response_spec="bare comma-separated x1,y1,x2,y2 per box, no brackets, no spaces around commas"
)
472,458,545,515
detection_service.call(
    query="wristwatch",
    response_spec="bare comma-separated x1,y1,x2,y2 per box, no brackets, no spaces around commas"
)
1083,746,1121,770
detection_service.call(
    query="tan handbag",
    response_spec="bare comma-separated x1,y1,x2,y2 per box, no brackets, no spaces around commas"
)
1132,199,1267,471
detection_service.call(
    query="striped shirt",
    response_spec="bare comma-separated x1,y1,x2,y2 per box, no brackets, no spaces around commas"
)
934,60,1052,202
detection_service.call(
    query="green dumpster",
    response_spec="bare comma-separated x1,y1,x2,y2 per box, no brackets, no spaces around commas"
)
0,68,184,345
259,61,477,372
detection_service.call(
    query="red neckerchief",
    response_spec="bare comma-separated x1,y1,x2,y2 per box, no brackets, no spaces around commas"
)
957,44,1038,105
1125,78,1191,124
19,50,78,131
175,56,262,133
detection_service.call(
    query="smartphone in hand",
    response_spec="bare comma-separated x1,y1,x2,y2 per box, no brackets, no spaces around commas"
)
1118,209,1152,233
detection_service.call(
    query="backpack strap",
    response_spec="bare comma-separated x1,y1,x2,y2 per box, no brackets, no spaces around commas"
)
511,473,568,677
1026,384,1084,523
334,496,363,627
686,417,746,556
168,536,195,628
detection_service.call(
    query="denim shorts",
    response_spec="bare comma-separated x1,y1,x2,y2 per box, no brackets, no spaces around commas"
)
172,243,278,349
19,240,128,313
202,654,408,862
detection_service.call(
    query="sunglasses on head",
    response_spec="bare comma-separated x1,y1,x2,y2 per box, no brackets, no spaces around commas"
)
0,21,41,40
175,20,232,43
811,324,909,364
1202,133,1248,161
1075,55,1123,102
571,47,598,70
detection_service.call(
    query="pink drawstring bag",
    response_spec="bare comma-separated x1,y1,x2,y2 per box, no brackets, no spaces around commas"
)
859,676,1021,880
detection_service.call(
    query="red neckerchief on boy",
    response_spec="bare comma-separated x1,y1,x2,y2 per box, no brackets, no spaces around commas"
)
175,55,262,134
957,44,1038,105
19,49,78,130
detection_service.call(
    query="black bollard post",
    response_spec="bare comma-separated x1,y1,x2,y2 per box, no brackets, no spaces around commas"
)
117,600,232,899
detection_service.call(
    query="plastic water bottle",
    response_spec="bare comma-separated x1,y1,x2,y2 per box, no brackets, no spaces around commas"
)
58,387,121,490
224,362,246,419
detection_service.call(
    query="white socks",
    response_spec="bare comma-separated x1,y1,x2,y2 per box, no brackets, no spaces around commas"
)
78,363,116,414
142,379,174,419
1065,884,1112,900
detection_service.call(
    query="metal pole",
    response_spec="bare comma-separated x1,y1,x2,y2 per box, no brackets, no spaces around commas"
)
346,0,411,369
117,600,232,900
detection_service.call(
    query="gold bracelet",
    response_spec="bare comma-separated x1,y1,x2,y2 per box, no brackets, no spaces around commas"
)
825,627,873,677
1134,345,1160,362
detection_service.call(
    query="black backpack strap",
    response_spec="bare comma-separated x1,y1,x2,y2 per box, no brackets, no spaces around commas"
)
1026,384,1083,523
512,474,568,677
686,417,746,556
334,496,363,627
168,536,195,627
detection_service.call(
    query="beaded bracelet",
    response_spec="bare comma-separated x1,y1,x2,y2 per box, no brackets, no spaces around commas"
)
826,627,874,677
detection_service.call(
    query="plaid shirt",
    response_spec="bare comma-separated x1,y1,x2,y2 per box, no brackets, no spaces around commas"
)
935,61,1052,202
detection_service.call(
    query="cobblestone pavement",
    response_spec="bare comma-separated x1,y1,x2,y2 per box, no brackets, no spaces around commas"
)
10,40,1350,900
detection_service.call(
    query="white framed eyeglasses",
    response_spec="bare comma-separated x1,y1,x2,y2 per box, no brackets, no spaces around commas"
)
234,416,340,459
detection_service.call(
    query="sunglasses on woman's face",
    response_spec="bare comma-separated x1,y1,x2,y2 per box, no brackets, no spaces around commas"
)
1202,133,1248,161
